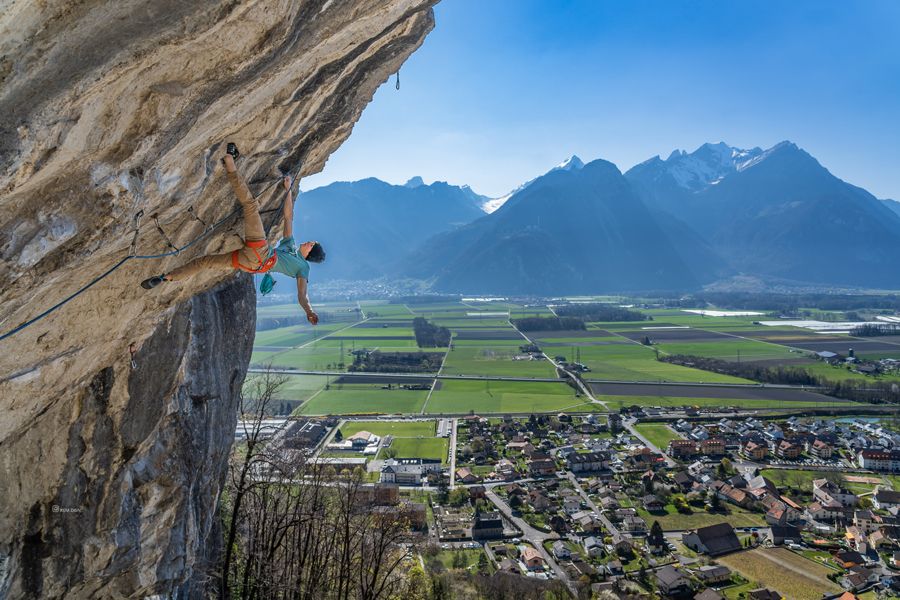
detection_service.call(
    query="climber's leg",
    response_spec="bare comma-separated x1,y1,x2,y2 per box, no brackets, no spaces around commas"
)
223,154,265,243
161,252,234,282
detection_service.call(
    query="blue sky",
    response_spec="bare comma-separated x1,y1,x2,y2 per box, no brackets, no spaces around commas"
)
301,0,900,199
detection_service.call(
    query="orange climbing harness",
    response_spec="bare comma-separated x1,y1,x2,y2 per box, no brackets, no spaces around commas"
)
232,239,277,273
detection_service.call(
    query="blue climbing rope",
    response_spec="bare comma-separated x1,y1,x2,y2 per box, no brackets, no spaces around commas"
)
0,162,301,343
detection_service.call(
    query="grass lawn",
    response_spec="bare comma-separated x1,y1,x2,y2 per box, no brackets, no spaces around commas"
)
636,505,765,530
380,437,449,463
424,379,586,414
633,423,680,449
434,548,489,571
298,385,429,415
340,420,436,439
716,548,841,600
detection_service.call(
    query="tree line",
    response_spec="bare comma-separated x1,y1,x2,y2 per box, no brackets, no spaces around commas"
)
554,303,651,322
511,316,586,332
852,323,900,337
660,354,900,404
664,291,900,312
413,317,452,347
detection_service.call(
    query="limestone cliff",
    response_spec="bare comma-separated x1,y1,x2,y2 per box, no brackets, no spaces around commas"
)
0,1,437,597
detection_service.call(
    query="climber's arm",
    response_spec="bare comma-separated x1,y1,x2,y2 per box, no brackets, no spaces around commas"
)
296,277,318,325
282,176,294,240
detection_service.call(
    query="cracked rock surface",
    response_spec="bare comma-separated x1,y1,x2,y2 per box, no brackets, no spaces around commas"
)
0,1,436,597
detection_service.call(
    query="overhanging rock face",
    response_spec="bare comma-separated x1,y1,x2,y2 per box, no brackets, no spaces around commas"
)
0,1,437,597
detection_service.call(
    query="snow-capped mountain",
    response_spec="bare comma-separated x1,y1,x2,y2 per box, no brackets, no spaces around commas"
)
480,155,585,213
634,142,764,192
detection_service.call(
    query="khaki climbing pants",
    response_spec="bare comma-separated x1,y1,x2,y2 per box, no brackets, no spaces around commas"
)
167,170,273,280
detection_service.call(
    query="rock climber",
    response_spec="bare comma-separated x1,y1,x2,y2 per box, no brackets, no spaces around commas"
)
140,143,325,324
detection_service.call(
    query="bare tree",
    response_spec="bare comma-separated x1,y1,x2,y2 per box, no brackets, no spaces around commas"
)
218,367,420,600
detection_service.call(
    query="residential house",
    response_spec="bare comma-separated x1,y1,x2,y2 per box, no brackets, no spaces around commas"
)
810,439,833,459
528,490,551,511
682,523,742,556
583,536,604,558
379,458,441,484
768,525,801,546
472,511,504,540
833,550,866,569
567,450,610,472
874,488,900,510
742,440,768,461
695,564,731,585
776,440,802,459
622,515,647,533
528,458,556,477
642,494,665,512
469,485,487,500
747,590,782,600
694,590,725,600
611,532,634,555
858,449,900,472
551,541,571,561
813,478,858,507
498,558,521,574
700,437,726,456
520,546,544,570
655,565,692,597
841,566,880,591
668,439,698,458
455,467,480,484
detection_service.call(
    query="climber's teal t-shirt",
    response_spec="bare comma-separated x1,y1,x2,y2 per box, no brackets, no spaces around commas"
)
271,236,310,280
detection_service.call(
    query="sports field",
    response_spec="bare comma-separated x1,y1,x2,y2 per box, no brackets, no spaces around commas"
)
340,420,436,439
380,437,450,463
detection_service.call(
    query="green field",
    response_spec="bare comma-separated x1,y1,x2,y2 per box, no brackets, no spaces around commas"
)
633,423,680,448
573,343,752,383
440,345,556,378
425,379,593,414
600,394,861,410
297,384,429,415
340,420,436,439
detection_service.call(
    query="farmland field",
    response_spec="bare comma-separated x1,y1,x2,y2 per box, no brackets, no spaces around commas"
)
716,548,841,600
598,394,861,410
424,379,594,414
440,345,556,378
297,384,429,415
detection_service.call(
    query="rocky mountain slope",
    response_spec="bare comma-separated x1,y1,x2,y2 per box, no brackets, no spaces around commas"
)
403,159,722,294
0,1,437,598
295,176,485,280
626,141,900,288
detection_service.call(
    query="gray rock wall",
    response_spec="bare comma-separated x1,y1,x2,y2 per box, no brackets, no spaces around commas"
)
0,1,437,597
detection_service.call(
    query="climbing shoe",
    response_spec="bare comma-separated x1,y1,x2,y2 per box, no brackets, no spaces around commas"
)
225,142,240,160
140,275,166,290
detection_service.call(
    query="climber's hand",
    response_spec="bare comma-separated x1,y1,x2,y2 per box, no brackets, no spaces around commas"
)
306,310,319,325
283,176,292,192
